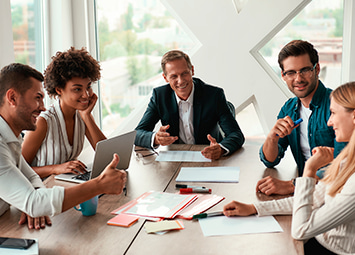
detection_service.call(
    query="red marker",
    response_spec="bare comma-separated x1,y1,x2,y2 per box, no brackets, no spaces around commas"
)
180,188,211,194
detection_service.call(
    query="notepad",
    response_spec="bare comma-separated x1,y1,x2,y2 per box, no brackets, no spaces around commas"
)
155,151,211,162
107,214,140,227
176,166,240,182
145,220,184,233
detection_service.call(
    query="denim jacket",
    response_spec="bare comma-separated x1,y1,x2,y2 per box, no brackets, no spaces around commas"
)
259,81,346,176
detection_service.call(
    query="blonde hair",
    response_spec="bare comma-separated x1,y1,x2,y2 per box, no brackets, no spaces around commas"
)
323,82,355,196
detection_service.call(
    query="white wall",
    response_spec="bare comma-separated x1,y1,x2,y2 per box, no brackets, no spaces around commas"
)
0,0,15,68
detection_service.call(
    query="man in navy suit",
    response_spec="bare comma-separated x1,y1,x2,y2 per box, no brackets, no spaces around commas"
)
135,50,245,160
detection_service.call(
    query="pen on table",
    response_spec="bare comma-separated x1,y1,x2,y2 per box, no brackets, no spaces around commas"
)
176,184,206,189
276,118,303,136
192,211,224,219
180,188,211,194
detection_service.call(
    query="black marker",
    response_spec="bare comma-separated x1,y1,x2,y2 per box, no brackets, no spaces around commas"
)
175,184,206,189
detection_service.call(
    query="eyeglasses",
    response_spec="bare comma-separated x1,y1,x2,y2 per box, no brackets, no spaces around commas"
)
282,63,317,80
135,149,159,164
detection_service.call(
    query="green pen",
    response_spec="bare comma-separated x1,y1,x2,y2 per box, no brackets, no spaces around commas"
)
192,211,224,219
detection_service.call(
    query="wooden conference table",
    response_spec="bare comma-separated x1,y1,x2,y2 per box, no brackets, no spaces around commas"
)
0,138,303,255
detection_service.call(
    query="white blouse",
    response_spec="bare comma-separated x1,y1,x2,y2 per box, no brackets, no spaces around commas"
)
254,172,355,255
31,100,85,167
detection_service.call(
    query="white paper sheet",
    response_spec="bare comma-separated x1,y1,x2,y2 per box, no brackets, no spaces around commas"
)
155,151,211,162
199,215,283,236
176,166,240,182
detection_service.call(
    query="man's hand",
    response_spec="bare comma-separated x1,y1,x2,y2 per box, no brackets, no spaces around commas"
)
154,125,178,146
19,212,52,230
223,201,257,216
97,154,127,195
262,116,301,163
201,134,224,160
269,116,300,138
256,176,295,195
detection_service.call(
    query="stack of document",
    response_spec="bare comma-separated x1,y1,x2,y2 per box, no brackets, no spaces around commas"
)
112,191,197,219
111,191,224,220
177,194,224,219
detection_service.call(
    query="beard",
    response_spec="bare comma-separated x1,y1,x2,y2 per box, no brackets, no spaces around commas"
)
290,79,317,99
14,104,38,132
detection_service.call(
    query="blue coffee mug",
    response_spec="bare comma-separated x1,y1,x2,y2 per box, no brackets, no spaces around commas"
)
74,195,98,216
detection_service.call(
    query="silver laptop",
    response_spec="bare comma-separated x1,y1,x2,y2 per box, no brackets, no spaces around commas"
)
55,130,136,183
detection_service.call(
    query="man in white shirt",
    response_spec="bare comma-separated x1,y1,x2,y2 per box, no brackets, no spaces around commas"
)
135,50,245,160
0,63,126,229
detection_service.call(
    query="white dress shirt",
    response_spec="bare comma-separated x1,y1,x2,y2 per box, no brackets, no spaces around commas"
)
175,84,195,144
0,116,64,217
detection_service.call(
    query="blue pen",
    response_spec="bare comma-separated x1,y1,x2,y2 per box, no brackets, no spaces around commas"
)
294,118,303,126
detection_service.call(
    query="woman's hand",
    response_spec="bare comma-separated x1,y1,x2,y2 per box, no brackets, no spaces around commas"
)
223,201,257,216
79,93,98,119
303,146,334,178
54,160,87,175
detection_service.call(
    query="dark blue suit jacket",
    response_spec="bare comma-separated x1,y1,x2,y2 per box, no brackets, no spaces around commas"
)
135,78,245,154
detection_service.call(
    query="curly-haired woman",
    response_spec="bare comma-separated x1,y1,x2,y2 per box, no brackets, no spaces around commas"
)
22,47,106,179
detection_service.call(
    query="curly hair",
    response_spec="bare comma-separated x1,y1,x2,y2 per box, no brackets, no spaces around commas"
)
44,47,101,98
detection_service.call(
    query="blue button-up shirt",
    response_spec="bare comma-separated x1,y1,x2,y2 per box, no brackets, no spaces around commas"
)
259,81,346,177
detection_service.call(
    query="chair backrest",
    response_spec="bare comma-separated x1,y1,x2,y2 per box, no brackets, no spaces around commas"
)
227,101,236,118
219,101,236,138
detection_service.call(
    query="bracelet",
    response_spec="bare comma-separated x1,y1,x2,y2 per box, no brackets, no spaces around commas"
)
291,178,296,186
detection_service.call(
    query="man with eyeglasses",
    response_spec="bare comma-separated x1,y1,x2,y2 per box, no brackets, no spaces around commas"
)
257,40,346,196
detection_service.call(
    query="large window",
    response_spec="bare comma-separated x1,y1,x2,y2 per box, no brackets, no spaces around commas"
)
260,0,343,88
96,0,196,135
10,0,43,71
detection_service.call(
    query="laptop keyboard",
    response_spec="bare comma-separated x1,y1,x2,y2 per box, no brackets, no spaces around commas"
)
73,172,91,181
